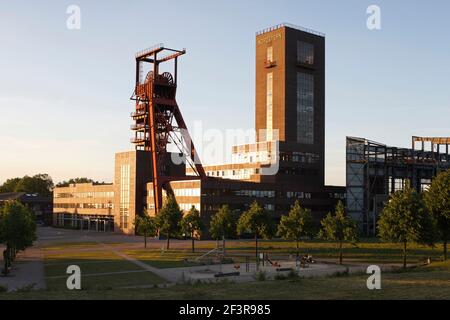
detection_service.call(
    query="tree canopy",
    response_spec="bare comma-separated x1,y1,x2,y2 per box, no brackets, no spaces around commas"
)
0,201,37,250
319,201,358,265
56,178,106,188
0,174,54,196
0,201,37,275
378,183,436,268
237,201,275,264
155,195,183,250
180,206,204,253
237,201,275,239
424,170,450,260
278,201,315,256
135,212,157,248
209,205,238,240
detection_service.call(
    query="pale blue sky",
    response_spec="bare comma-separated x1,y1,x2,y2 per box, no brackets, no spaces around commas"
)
0,0,449,186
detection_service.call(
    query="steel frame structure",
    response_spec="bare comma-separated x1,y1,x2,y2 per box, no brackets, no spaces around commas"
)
131,44,205,214
346,136,450,236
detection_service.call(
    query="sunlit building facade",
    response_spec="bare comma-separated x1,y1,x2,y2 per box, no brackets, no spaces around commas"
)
53,24,346,237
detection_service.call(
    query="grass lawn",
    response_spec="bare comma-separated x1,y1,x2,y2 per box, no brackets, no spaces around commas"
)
2,260,449,300
122,249,203,269
0,239,447,299
208,240,446,264
43,250,167,291
115,240,446,266
46,270,166,291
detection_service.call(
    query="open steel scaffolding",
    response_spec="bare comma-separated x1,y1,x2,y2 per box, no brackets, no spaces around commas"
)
131,44,205,214
346,136,450,236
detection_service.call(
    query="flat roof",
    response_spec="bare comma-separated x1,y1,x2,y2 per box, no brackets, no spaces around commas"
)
256,22,325,38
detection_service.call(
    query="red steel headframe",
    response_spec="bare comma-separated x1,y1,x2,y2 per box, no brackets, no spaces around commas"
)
131,45,205,214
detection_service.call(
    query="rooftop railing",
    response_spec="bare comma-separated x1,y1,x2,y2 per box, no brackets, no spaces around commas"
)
256,23,325,37
135,43,165,59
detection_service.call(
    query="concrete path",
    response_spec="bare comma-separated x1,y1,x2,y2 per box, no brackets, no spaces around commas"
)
98,242,177,283
0,246,46,292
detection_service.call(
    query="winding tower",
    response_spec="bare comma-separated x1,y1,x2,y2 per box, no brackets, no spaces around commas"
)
131,45,205,214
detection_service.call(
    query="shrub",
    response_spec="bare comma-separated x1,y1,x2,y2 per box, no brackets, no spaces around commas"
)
254,270,267,281
274,273,287,280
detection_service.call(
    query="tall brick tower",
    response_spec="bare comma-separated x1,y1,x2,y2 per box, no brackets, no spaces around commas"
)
255,24,325,187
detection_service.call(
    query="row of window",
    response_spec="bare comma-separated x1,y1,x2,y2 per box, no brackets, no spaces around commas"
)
203,204,275,212
204,188,345,200
120,165,130,229
278,168,319,176
147,202,200,212
287,192,312,199
232,151,272,164
266,72,274,141
280,152,320,164
287,192,346,200
297,72,314,144
179,203,201,211
266,41,314,67
173,188,201,197
55,192,114,199
265,42,315,145
297,41,315,65
234,190,276,198
54,203,114,209
206,168,259,180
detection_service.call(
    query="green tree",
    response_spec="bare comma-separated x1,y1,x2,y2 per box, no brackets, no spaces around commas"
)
0,201,37,275
134,212,157,249
319,201,358,265
56,178,102,188
424,170,450,260
181,206,204,253
0,178,21,193
155,195,182,250
0,174,54,196
237,201,275,263
277,201,315,258
209,205,238,253
378,184,436,269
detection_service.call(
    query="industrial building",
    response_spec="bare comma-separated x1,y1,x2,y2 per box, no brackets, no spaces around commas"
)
346,136,450,236
53,23,346,236
0,192,53,225
53,23,448,238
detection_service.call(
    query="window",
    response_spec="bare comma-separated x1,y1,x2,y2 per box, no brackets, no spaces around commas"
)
297,72,314,144
179,203,200,211
173,188,201,197
266,72,273,141
267,46,273,62
119,165,130,229
297,41,314,65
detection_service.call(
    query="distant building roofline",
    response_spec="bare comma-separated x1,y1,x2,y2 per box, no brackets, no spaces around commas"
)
0,192,51,202
256,23,325,38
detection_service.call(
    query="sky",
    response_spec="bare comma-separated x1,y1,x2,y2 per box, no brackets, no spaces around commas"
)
0,0,449,186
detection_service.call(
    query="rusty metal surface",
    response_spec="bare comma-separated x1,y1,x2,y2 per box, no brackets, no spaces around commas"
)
130,46,205,214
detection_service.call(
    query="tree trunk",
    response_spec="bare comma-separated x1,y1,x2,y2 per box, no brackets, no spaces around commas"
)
444,239,447,261
166,233,170,250
296,239,300,258
443,223,448,261
255,234,259,269
403,241,407,270
3,249,8,276
339,242,343,265
144,233,147,249
222,236,226,257
191,234,195,253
